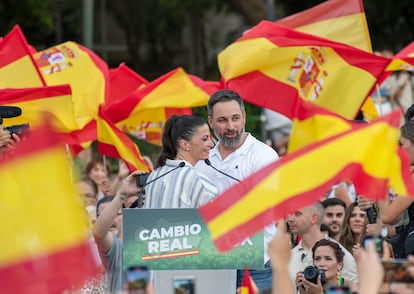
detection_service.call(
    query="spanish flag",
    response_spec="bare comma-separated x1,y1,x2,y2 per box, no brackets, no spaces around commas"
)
287,101,355,153
276,0,372,52
276,0,377,119
385,41,414,72
32,42,109,129
0,85,78,135
0,118,97,293
0,25,45,88
97,106,150,172
218,21,390,120
288,101,414,196
103,67,210,146
199,111,413,252
107,62,148,104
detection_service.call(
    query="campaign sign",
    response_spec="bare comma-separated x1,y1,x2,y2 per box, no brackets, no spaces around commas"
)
123,208,264,270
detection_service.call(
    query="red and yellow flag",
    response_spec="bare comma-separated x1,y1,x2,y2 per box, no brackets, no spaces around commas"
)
219,21,390,120
0,25,45,88
0,118,97,293
0,85,77,135
240,266,255,294
103,68,211,145
107,63,148,104
289,101,413,196
32,42,109,129
276,0,372,52
276,0,377,119
199,111,414,252
385,41,414,72
288,101,355,153
97,106,150,172
66,120,97,156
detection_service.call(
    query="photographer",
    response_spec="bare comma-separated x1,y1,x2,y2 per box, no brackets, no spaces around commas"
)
295,239,357,294
287,202,358,289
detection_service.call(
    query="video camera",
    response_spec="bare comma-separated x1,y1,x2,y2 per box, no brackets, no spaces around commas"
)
0,106,30,138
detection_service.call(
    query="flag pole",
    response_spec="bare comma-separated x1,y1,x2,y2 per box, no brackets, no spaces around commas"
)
65,144,74,183
103,154,108,177
375,83,383,116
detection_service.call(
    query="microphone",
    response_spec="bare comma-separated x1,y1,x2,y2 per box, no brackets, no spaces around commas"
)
144,161,186,187
135,161,186,208
204,159,240,182
0,106,22,124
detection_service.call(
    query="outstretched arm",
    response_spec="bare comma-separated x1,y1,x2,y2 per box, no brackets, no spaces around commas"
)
93,170,144,253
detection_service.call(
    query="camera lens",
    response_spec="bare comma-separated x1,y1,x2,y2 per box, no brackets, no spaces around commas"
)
303,266,319,284
303,266,326,285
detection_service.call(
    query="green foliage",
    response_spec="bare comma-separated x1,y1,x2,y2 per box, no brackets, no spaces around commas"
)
0,0,83,49
363,0,414,51
0,0,54,44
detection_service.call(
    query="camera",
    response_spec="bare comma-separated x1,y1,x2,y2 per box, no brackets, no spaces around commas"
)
5,123,30,138
135,173,149,188
303,265,326,285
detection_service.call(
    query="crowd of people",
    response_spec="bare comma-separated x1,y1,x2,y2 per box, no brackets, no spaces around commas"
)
2,88,414,294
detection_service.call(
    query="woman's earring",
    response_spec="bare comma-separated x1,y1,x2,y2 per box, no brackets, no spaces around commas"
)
337,269,344,287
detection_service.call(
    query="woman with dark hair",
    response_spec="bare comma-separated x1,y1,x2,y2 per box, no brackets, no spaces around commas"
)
144,114,217,208
338,202,367,255
84,156,112,198
296,239,357,293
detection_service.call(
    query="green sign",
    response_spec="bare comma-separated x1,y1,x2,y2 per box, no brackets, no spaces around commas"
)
123,208,264,270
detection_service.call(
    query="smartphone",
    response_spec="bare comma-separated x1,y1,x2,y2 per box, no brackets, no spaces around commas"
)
382,259,414,283
363,235,383,257
126,266,149,294
173,275,195,294
135,173,150,188
326,286,351,294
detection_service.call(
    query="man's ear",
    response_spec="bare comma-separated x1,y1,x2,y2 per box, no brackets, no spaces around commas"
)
207,116,213,128
311,214,320,225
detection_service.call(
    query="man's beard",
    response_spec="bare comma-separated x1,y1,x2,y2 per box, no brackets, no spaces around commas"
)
214,127,245,147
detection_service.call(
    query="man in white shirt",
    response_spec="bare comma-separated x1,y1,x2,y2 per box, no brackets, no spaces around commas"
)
196,89,279,292
287,202,358,291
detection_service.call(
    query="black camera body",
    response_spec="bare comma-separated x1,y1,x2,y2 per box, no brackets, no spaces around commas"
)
365,206,377,224
303,265,326,286
135,173,150,188
5,123,30,137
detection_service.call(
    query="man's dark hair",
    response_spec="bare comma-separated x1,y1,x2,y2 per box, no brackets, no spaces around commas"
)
321,198,346,210
207,89,245,116
320,223,334,238
96,195,115,218
401,119,414,144
405,104,414,122
79,176,98,196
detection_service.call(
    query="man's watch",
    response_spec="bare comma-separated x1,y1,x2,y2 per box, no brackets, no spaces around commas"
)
381,226,389,238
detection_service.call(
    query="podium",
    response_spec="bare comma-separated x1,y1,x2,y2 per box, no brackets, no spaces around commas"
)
123,208,264,293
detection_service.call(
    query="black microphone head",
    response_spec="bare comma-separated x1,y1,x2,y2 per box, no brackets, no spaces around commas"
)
204,159,211,166
178,161,186,167
0,106,22,118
